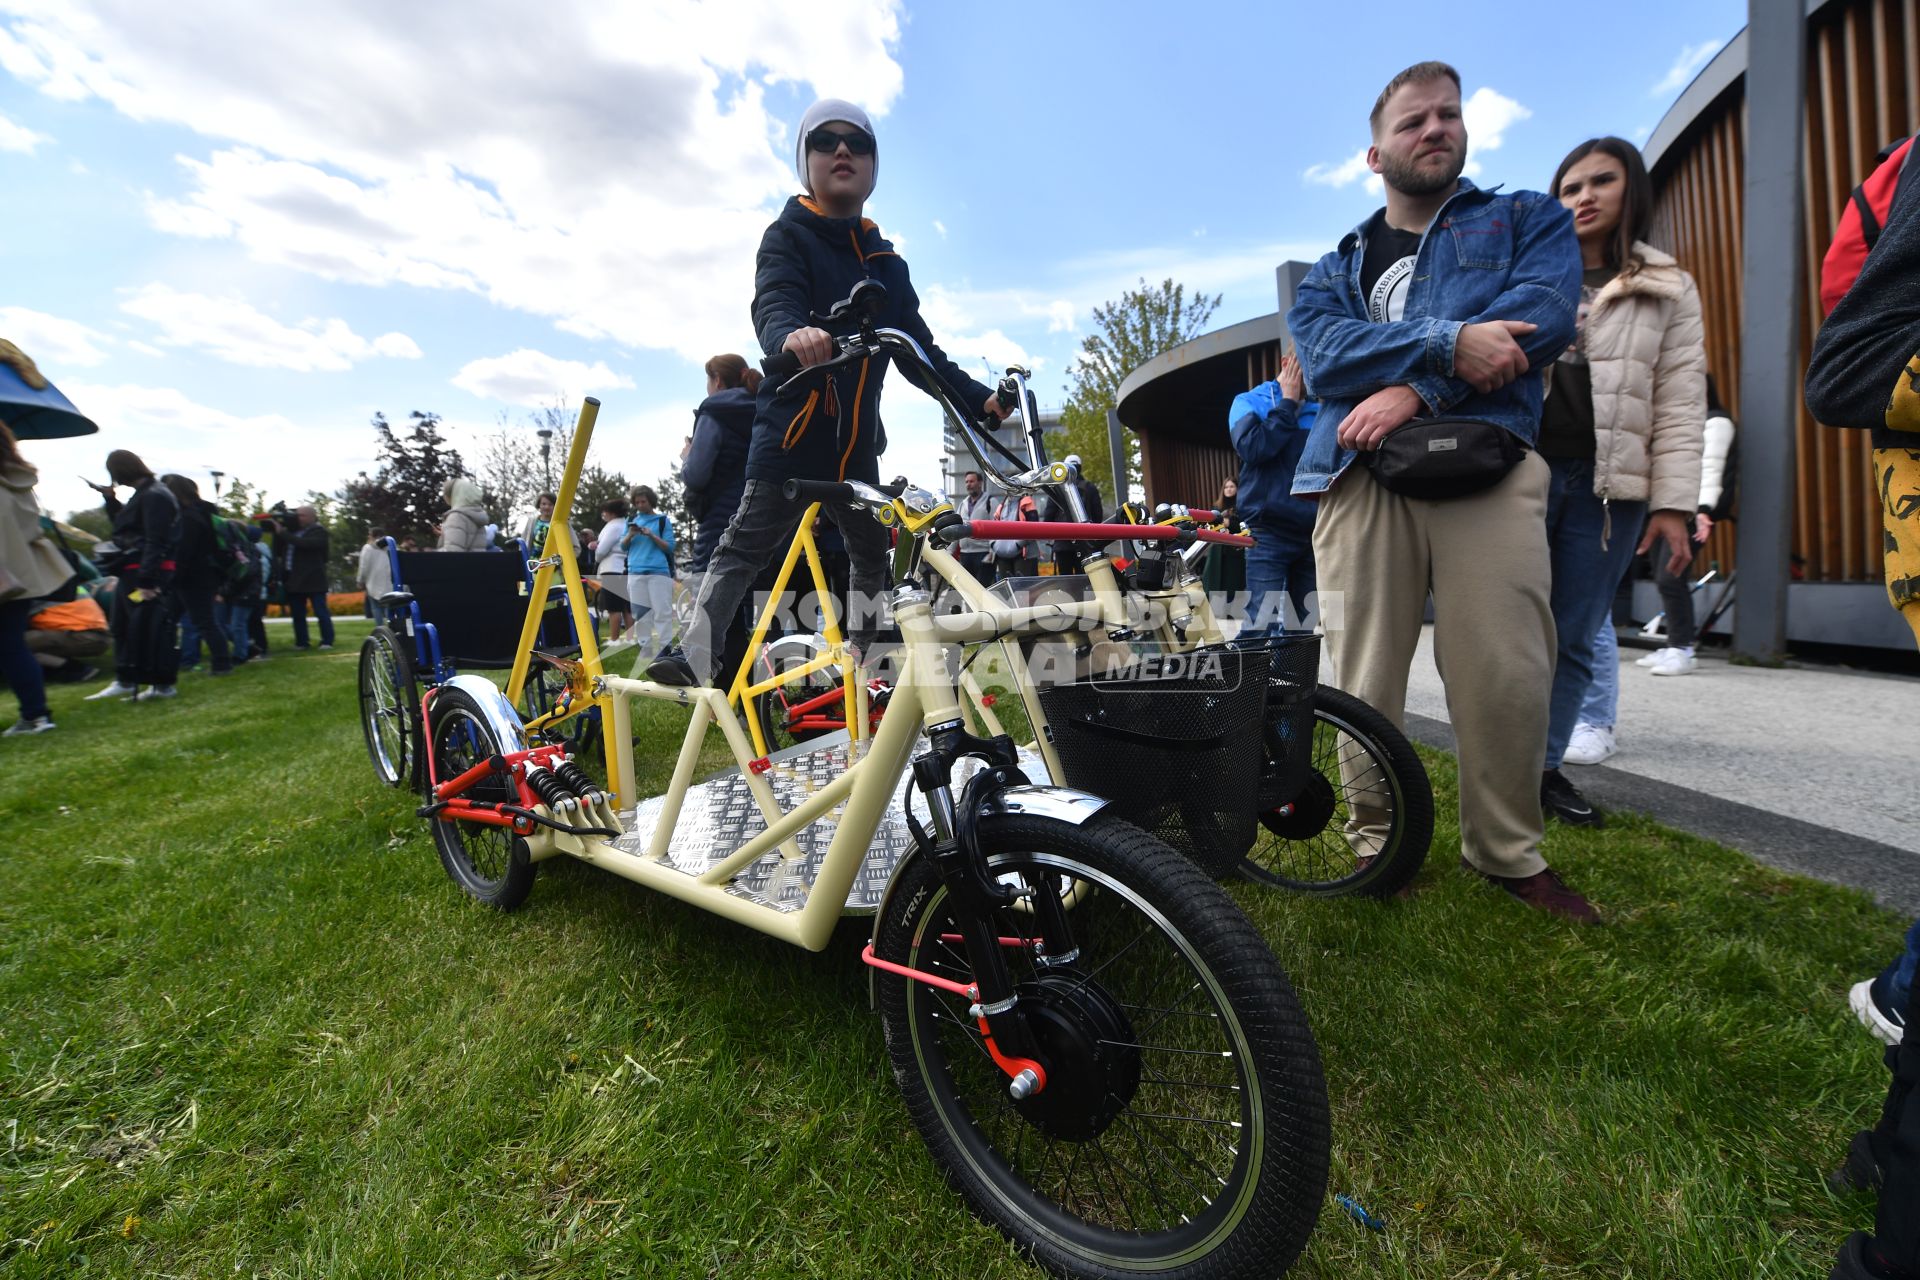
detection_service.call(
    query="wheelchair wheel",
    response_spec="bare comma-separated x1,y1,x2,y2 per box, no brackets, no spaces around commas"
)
876,811,1329,1279
425,685,536,910
1238,685,1432,898
358,626,420,790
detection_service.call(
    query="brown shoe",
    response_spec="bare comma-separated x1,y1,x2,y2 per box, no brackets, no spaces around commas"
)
1458,857,1601,924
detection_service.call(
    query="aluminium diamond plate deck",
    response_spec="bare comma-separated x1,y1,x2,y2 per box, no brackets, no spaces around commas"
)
612,732,1051,916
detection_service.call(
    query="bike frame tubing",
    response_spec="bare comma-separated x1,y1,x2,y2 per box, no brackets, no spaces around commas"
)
504,398,622,793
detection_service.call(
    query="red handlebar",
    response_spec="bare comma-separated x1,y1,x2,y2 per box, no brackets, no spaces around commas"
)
963,520,1254,549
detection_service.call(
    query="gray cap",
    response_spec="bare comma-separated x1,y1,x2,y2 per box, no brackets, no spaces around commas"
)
795,98,876,195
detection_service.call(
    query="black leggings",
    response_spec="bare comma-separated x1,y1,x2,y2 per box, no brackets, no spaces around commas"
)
1652,518,1699,649
109,585,180,687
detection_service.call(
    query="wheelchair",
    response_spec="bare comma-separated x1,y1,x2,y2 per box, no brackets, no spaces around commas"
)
357,539,596,791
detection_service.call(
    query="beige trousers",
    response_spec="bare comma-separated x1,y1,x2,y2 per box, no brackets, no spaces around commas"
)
1312,451,1555,878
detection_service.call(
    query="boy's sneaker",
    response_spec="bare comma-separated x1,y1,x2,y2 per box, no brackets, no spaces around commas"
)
1648,646,1696,676
1563,723,1617,766
84,680,140,701
1829,1232,1904,1280
1542,768,1606,828
1459,857,1601,923
645,649,700,687
318,643,333,650
133,685,178,701
1850,975,1906,1045
2,716,55,736
1827,1130,1884,1193
1635,646,1671,668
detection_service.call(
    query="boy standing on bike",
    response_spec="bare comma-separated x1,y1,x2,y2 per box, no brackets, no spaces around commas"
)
651,98,1010,688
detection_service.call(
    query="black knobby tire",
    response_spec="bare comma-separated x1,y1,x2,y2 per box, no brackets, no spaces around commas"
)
358,626,421,791
425,685,536,911
876,811,1329,1279
1239,685,1432,898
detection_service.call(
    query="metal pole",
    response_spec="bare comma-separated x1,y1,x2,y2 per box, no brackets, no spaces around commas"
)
1106,407,1127,505
1732,0,1805,663
1274,260,1311,355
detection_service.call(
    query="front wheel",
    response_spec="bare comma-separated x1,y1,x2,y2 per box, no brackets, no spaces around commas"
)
1239,685,1432,898
876,812,1329,1279
424,685,536,911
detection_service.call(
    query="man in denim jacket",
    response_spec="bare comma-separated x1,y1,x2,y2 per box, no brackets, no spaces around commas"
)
1287,61,1595,921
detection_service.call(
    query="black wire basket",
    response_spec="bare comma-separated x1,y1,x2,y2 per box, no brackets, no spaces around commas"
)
1038,643,1270,878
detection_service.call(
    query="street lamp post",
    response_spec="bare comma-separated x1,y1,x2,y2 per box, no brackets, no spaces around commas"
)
536,427,554,492
209,469,224,498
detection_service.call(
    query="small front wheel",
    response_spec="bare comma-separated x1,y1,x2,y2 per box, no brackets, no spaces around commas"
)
876,811,1329,1278
425,685,536,910
1240,685,1433,898
358,626,420,790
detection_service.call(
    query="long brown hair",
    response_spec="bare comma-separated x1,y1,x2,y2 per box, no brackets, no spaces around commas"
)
1550,136,1654,274
705,353,763,395
0,422,24,473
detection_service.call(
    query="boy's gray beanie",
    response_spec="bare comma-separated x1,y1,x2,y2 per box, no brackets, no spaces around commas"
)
795,98,876,194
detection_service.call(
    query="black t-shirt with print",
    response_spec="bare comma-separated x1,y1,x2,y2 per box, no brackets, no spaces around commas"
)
1536,266,1620,460
1360,216,1423,323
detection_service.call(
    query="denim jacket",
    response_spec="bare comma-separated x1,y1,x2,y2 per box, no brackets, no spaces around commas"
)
1287,179,1581,496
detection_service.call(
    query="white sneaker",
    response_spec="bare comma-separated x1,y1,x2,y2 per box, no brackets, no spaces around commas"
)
84,680,140,701
2,716,55,736
1648,647,1696,677
1635,646,1670,668
133,685,178,701
1563,723,1617,766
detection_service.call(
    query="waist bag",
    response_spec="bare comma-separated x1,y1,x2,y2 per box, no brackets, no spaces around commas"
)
1365,418,1527,500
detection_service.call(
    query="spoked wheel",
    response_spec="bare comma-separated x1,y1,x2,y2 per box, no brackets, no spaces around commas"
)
425,685,536,910
516,660,602,761
876,812,1329,1279
751,634,850,754
1239,685,1432,898
358,626,420,790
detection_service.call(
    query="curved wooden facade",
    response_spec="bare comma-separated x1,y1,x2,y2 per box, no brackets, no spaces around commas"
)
1649,0,1918,583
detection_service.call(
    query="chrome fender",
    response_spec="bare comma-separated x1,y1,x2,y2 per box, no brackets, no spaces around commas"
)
867,783,1113,1008
436,673,532,754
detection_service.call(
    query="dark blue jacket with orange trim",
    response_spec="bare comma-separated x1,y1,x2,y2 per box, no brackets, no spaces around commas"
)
746,195,993,485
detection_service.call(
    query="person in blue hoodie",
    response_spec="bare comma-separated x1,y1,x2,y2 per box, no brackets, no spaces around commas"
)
1229,352,1319,634
683,354,760,574
651,99,1010,687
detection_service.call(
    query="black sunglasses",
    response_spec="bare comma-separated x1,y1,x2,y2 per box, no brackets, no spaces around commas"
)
805,127,874,157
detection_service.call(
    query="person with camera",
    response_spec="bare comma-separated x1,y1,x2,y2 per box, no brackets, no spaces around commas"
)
277,504,333,650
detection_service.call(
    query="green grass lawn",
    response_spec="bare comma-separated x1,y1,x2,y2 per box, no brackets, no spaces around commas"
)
0,621,1903,1278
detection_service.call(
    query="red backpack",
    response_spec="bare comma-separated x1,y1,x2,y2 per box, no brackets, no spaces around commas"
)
1821,134,1915,315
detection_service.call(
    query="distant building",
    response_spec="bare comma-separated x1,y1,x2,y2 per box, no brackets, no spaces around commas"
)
941,406,1064,500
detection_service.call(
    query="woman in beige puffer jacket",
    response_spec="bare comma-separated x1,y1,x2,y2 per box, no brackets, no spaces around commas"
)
1537,137,1707,824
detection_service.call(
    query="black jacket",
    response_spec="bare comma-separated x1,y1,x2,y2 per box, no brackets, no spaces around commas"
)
104,479,179,589
172,498,224,590
684,386,755,570
745,196,992,485
282,522,331,595
1807,147,1920,448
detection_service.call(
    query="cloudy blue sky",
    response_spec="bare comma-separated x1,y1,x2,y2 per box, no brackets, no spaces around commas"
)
1,0,1743,521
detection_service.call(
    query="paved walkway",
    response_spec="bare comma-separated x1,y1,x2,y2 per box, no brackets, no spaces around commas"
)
1381,626,1920,913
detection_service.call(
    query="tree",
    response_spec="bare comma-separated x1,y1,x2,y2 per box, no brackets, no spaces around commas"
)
62,508,112,540
571,465,631,534
337,411,467,546
476,401,579,535
1057,278,1220,506
215,475,269,520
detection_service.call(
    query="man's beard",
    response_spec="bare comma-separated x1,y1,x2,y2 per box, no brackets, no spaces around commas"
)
1378,144,1466,196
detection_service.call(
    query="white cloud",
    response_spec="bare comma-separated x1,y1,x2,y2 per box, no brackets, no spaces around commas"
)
26,380,368,518
0,0,906,362
1303,148,1371,188
451,348,635,407
1652,40,1724,97
0,108,48,153
1460,86,1531,179
119,283,422,371
932,219,947,239
1045,301,1076,334
0,305,112,367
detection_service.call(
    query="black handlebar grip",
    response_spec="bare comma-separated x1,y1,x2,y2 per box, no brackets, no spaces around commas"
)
782,478,858,504
761,349,803,379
